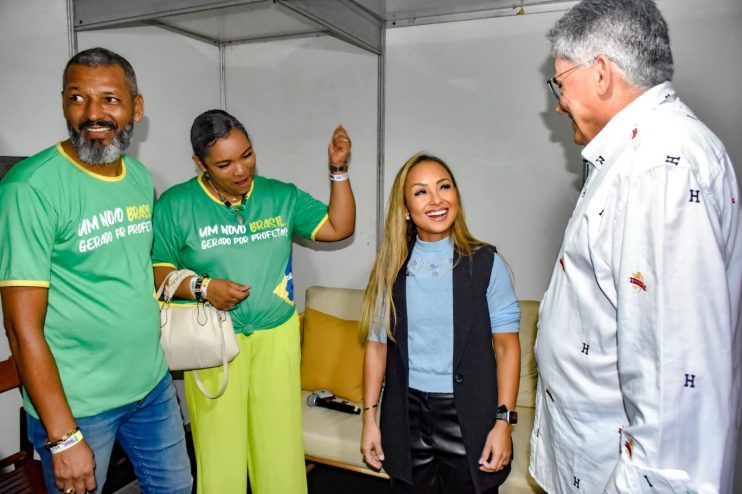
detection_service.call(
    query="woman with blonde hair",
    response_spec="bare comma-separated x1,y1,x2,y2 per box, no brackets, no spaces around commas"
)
360,153,521,493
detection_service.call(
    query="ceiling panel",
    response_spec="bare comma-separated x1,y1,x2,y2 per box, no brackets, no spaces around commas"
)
156,3,324,43
73,0,572,53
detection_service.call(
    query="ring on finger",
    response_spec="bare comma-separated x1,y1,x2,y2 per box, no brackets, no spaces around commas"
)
64,489,74,494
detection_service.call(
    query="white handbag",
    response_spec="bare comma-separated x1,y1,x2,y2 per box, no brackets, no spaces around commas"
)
157,269,240,398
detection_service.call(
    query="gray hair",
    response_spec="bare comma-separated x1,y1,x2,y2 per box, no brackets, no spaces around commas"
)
547,0,673,89
63,47,138,95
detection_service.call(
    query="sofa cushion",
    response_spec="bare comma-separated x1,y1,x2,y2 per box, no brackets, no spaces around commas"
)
305,285,365,321
517,300,539,409
301,308,364,402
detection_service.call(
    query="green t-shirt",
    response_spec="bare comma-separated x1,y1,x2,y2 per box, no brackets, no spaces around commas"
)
0,143,167,418
152,174,328,334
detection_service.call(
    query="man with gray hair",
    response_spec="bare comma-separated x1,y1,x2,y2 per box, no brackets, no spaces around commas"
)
0,47,192,494
531,0,741,492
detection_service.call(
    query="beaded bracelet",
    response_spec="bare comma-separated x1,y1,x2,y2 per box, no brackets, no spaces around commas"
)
189,275,198,298
194,276,206,303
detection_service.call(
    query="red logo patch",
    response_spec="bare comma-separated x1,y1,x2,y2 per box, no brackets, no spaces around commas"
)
629,272,647,291
624,438,634,458
631,128,638,139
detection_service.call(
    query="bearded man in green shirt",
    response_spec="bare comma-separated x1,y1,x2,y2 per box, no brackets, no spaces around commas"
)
0,47,191,494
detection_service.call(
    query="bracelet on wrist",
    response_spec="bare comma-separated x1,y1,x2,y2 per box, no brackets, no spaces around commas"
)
363,403,378,411
201,277,212,300
189,276,198,298
44,426,82,453
329,164,348,173
329,173,349,182
49,428,84,454
194,275,207,303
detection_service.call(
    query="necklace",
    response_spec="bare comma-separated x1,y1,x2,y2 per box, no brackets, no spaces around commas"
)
204,174,247,226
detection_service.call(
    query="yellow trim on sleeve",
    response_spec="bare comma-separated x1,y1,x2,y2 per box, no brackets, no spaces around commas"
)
56,142,127,182
310,214,329,241
0,280,50,288
153,262,177,269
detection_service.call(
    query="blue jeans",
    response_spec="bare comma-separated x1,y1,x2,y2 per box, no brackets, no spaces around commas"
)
28,373,192,494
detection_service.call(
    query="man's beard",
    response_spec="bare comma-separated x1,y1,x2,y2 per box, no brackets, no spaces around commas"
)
67,119,134,165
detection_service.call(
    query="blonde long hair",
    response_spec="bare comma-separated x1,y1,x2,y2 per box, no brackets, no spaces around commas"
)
359,153,484,342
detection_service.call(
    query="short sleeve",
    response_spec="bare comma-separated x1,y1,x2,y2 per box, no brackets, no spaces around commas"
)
0,182,55,287
291,186,328,240
151,194,181,269
487,254,520,333
367,296,388,344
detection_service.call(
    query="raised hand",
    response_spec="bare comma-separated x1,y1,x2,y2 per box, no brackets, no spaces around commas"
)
328,125,351,167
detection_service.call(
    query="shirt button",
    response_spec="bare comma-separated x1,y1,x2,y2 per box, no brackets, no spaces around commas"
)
455,374,463,383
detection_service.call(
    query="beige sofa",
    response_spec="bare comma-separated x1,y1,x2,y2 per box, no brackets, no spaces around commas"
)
300,285,544,493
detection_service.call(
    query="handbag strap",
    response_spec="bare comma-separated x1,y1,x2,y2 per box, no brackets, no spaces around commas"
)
192,310,231,399
156,269,198,303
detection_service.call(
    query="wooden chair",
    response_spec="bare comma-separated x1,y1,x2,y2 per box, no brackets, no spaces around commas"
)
0,356,47,493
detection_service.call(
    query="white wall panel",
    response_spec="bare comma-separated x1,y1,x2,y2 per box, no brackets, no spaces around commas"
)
0,0,70,157
225,36,379,309
385,10,576,301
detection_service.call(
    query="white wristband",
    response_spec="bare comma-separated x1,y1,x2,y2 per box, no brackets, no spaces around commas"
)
329,173,349,181
49,429,84,454
201,278,210,299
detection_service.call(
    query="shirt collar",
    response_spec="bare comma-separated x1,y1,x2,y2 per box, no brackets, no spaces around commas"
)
414,236,454,253
582,81,676,172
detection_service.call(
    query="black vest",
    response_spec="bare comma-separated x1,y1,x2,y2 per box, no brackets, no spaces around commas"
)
380,244,510,492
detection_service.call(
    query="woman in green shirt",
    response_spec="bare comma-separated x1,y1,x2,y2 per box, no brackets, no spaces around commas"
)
152,109,355,494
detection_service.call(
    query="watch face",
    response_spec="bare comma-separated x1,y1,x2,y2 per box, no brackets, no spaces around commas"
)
496,406,518,424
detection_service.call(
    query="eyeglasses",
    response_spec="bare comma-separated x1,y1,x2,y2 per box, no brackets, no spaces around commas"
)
546,65,582,101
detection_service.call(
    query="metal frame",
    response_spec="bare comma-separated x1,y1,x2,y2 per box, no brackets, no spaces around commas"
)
385,0,576,28
69,0,387,246
67,0,573,247
71,0,382,54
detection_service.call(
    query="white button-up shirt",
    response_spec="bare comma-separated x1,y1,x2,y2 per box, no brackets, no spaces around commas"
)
529,82,742,493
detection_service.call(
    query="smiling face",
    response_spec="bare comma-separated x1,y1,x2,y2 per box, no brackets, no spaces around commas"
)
195,129,256,199
404,160,459,242
63,63,143,165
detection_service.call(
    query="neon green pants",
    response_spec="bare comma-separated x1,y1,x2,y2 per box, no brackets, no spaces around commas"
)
184,313,307,494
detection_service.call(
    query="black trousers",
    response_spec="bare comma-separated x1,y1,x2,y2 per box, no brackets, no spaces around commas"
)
390,388,498,494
